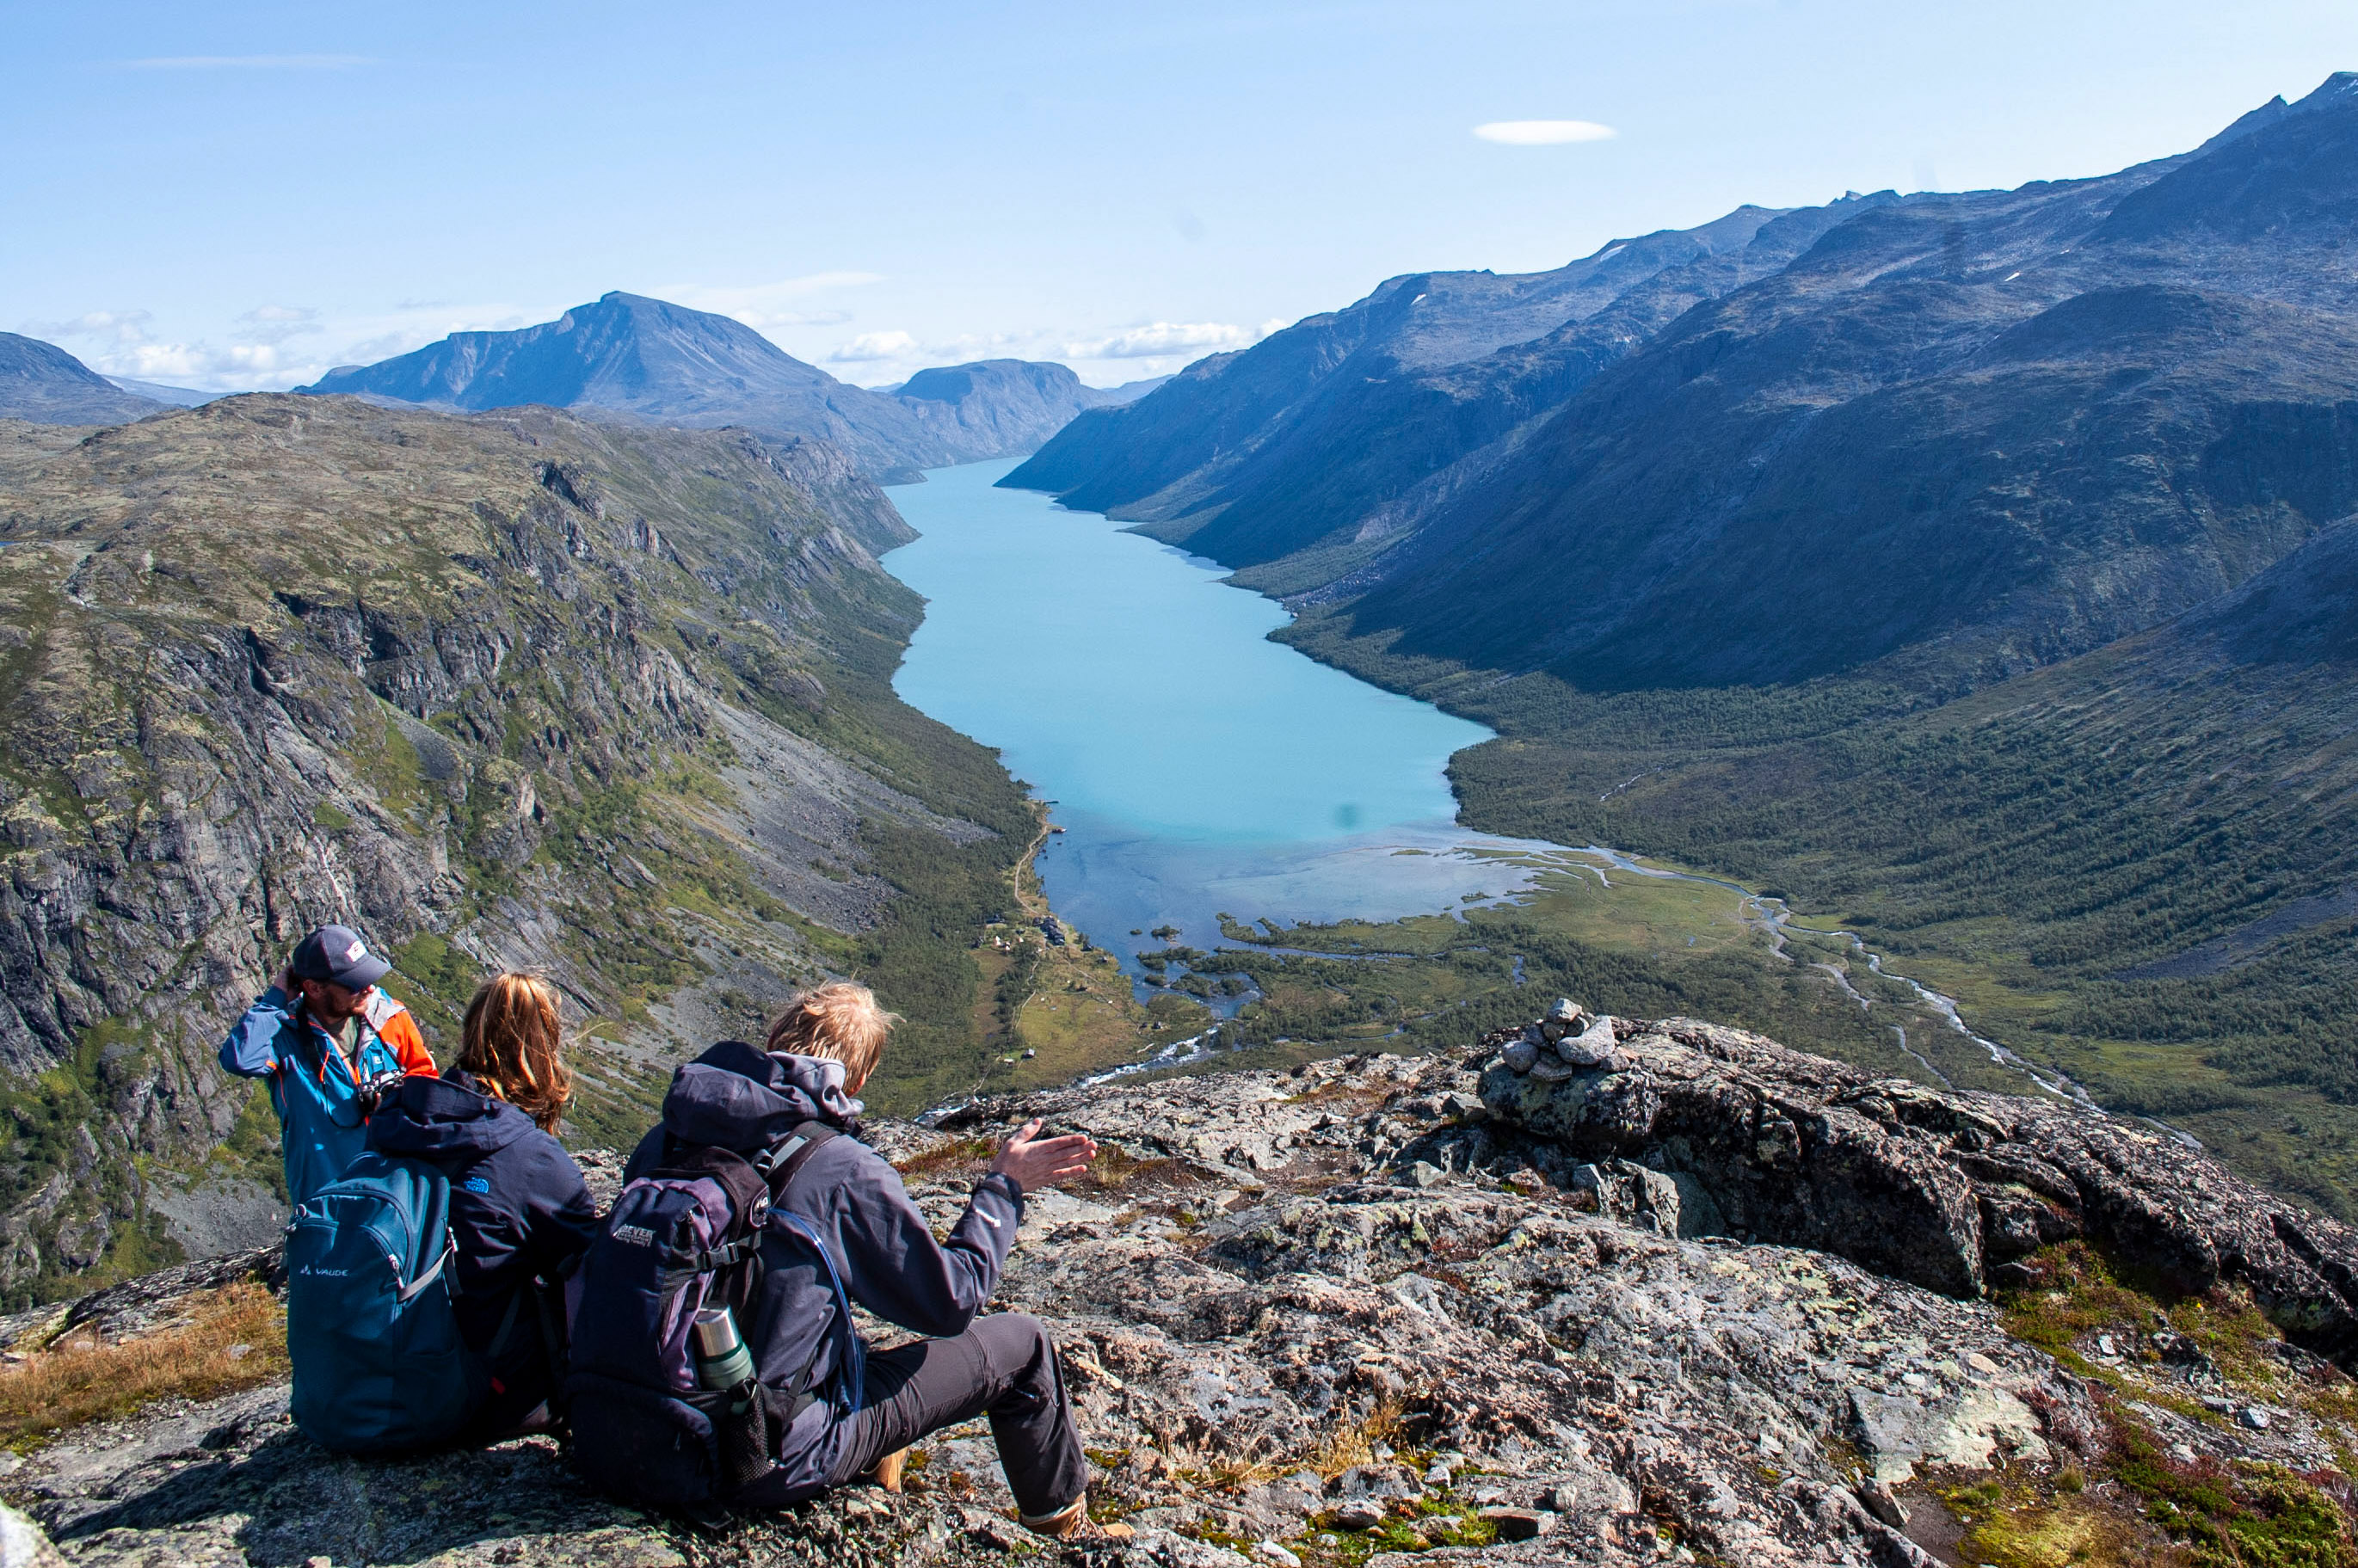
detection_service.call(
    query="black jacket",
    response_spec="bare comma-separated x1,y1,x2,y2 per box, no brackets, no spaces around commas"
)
367,1071,600,1359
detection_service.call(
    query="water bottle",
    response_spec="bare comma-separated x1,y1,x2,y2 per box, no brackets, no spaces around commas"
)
692,1307,772,1489
692,1307,756,1391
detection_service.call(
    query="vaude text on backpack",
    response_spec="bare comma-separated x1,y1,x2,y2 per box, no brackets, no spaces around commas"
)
286,1151,483,1453
565,1122,862,1508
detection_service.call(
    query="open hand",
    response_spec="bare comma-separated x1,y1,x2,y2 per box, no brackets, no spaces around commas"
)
990,1118,1098,1191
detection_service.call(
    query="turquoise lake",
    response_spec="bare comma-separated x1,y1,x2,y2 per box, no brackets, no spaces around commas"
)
882,459,1552,969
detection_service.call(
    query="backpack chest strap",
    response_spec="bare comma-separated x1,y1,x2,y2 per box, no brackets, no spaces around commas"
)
663,1235,754,1274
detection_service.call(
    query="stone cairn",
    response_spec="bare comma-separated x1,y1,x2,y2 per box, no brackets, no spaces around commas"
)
1487,997,1628,1079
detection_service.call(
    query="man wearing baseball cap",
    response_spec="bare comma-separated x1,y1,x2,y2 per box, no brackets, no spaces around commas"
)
219,924,438,1208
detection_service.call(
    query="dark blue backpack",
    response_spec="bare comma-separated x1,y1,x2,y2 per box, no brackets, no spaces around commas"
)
567,1123,862,1508
286,1152,483,1453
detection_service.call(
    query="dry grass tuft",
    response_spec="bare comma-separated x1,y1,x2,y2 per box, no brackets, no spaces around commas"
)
1306,1396,1408,1480
0,1281,286,1448
891,1136,1000,1181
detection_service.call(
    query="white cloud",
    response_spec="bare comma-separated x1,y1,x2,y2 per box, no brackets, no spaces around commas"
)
665,273,885,331
20,298,540,392
1064,319,1284,360
1473,119,1616,145
22,310,156,350
124,54,372,69
235,304,322,345
828,330,918,363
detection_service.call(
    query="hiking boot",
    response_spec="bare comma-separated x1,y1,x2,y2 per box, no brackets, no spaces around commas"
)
865,1448,908,1493
1020,1497,1134,1541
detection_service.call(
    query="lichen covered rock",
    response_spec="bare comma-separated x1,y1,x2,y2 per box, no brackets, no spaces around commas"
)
1481,1013,2358,1364
9,1034,2358,1564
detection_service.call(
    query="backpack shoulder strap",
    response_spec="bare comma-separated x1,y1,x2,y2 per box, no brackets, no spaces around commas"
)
757,1120,838,1200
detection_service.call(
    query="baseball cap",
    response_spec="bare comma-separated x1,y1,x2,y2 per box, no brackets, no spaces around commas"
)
290,925,393,991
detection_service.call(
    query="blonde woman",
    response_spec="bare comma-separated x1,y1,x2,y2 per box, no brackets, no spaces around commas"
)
613,981,1117,1537
367,972,600,1438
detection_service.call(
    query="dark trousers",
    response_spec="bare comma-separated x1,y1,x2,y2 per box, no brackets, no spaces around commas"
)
823,1312,1086,1517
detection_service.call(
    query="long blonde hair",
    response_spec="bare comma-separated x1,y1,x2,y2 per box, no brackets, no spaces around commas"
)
765,981,898,1089
459,973,573,1133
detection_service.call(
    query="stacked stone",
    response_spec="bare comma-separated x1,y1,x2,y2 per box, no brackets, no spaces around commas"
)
1495,998,1627,1080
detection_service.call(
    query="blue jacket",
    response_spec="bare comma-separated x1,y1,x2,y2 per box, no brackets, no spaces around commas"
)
621,1042,1023,1498
219,987,436,1208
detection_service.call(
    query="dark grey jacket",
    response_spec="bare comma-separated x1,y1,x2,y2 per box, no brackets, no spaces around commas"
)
622,1042,1023,1495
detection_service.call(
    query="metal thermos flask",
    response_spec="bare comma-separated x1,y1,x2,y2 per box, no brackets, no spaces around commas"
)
692,1307,756,1391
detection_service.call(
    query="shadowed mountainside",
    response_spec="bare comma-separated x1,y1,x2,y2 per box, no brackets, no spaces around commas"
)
1013,74,2358,695
1005,199,1899,575
0,335,169,427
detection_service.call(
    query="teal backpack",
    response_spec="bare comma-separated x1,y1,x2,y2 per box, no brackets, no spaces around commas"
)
286,1152,484,1453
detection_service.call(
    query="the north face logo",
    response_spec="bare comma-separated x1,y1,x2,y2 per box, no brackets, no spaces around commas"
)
613,1224,656,1247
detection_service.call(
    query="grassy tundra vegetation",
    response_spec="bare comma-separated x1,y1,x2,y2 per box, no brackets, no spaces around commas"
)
1270,584,2358,1220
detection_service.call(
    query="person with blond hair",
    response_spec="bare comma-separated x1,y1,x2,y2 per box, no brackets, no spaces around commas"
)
592,981,1117,1536
367,971,600,1437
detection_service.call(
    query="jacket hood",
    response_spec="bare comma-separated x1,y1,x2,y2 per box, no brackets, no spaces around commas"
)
367,1071,539,1159
660,1041,864,1151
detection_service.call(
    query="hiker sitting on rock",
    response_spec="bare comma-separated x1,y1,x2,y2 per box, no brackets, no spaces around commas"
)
569,981,1124,1539
365,972,600,1440
219,924,437,1208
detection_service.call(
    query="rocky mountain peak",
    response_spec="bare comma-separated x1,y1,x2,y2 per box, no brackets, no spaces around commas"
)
302,296,1119,477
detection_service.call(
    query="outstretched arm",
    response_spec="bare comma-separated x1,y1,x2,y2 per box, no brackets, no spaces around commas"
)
834,1121,1099,1337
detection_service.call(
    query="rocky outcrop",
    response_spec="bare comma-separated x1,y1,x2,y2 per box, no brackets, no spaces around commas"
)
1481,1008,2358,1358
0,1050,2056,1565
10,1036,2358,1563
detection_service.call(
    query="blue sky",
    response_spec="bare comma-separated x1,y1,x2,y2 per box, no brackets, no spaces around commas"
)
7,1,2355,390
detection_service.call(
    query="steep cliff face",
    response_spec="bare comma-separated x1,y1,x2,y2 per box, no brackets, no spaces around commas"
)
0,396,1031,1301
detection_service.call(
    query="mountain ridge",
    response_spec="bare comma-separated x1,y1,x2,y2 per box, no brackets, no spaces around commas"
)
0,335,169,426
1006,73,2358,699
995,72,2358,1221
305,293,1129,477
